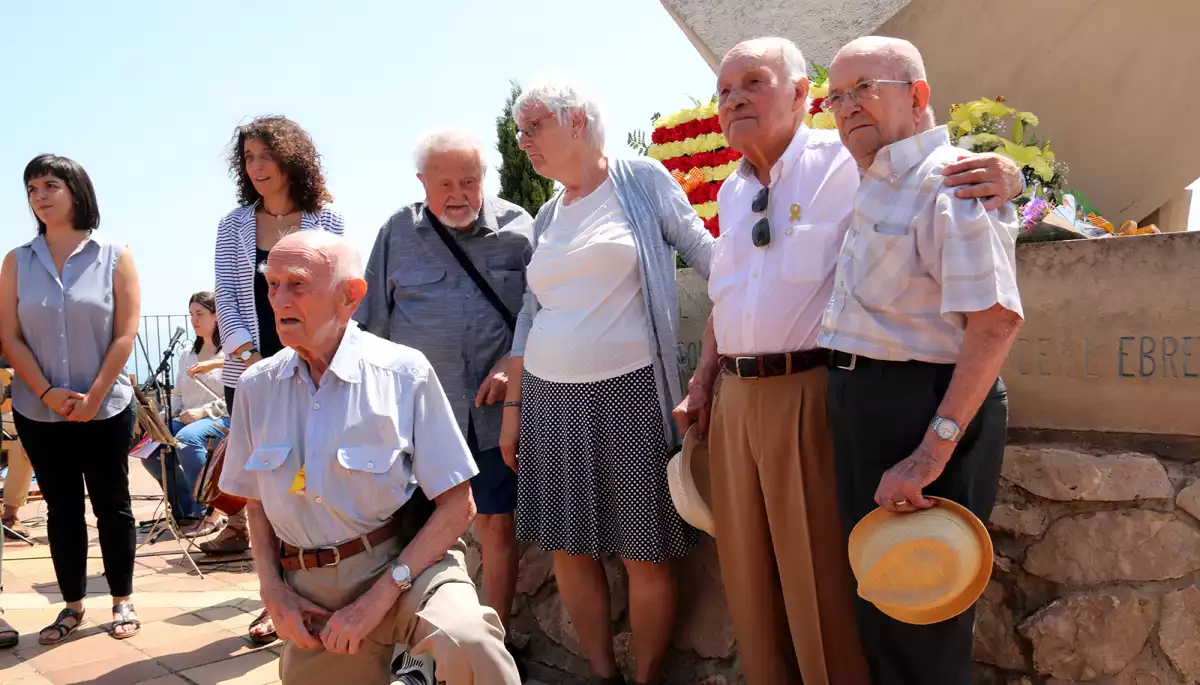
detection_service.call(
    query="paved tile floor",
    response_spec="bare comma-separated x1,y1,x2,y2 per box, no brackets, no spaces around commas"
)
1,458,282,685
2,459,555,685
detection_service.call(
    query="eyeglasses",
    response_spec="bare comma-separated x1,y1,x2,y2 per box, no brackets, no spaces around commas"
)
751,186,771,248
822,79,913,114
516,114,555,139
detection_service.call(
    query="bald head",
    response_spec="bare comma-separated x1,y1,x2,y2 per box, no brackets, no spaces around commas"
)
263,232,367,365
265,231,364,289
828,36,934,169
835,37,927,82
722,37,807,83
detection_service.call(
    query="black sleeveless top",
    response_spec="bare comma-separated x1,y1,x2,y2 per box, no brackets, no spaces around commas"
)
254,248,284,357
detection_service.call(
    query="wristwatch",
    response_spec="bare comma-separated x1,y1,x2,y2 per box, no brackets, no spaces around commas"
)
930,416,964,442
389,561,413,593
237,348,259,363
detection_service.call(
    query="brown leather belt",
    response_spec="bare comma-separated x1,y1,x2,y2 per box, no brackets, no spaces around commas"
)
719,348,831,379
279,521,396,572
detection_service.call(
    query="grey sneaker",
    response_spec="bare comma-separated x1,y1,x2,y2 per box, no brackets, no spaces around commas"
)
391,650,435,685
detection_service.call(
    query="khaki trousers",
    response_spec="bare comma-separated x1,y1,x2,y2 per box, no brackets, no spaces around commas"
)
4,438,33,509
279,538,520,685
709,367,870,685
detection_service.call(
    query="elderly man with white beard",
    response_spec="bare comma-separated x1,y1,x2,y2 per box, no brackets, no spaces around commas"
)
354,130,533,677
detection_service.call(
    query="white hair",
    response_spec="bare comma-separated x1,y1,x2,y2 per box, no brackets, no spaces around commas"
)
513,74,606,150
413,129,489,175
258,232,364,288
730,37,808,84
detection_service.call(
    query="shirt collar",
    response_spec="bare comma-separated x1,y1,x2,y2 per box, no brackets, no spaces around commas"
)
868,125,951,181
276,324,363,384
735,123,812,187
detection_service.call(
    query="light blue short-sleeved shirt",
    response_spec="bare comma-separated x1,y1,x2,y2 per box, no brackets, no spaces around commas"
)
11,233,134,423
218,324,479,549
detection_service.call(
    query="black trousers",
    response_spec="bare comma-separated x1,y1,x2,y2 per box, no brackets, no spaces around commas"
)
224,386,236,413
827,358,1008,685
13,405,137,602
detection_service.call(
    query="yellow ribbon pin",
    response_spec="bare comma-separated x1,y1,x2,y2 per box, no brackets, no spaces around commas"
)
789,203,802,222
290,466,307,496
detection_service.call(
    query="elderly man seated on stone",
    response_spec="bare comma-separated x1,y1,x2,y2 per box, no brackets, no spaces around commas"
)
819,37,1024,685
218,231,520,685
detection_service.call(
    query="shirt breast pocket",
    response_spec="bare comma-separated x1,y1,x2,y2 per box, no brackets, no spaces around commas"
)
336,444,406,504
388,267,448,321
484,259,526,313
781,222,843,284
850,223,917,309
244,445,292,477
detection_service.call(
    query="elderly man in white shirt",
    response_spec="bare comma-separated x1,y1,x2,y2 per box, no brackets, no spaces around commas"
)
674,36,1023,685
219,231,520,685
818,37,1023,685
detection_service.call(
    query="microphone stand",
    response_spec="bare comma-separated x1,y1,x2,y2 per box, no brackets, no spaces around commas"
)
136,335,204,578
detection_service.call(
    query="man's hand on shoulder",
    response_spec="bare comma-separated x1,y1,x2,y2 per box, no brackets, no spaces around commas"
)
942,153,1024,211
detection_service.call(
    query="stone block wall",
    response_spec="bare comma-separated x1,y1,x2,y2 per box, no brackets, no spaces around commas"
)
463,438,1200,683
975,442,1200,685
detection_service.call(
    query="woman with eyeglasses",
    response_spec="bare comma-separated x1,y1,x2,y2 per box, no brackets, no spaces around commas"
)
498,76,713,685
0,154,142,644
211,115,344,645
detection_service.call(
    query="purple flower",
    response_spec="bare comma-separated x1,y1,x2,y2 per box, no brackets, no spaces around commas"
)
1022,197,1054,232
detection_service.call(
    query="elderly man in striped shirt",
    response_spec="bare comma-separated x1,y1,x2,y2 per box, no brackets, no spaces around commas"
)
818,37,1025,685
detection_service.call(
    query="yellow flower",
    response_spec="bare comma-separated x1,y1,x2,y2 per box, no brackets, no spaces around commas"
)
693,201,719,220
700,160,741,183
809,82,829,99
804,113,814,128
996,140,1055,183
654,101,719,130
811,111,836,130
647,132,729,161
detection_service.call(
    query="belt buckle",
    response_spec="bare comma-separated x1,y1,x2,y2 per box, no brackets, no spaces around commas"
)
836,353,858,371
297,545,341,571
322,546,342,568
734,356,756,378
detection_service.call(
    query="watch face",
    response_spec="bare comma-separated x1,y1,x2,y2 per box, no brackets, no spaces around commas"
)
934,420,958,440
391,563,411,585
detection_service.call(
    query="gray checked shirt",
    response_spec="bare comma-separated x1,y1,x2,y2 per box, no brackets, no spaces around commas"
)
354,197,534,452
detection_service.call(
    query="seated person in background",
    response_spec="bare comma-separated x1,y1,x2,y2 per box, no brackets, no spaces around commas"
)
140,292,228,537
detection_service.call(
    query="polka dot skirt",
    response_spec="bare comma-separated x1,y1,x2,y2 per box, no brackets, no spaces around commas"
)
516,365,698,562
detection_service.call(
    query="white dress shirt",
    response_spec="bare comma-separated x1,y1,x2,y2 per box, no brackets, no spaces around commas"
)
709,126,860,355
819,126,1023,363
218,325,479,549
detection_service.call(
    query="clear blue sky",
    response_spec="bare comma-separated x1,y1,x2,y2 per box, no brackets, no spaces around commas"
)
0,0,717,316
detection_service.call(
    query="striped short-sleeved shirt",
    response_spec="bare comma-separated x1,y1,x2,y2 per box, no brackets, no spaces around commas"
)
818,126,1023,363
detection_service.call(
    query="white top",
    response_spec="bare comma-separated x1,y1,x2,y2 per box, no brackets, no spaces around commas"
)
819,126,1023,363
171,347,227,419
709,126,859,354
218,325,479,549
523,178,654,383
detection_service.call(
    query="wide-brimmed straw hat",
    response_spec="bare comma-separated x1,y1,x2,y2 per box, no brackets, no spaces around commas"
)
848,497,993,625
667,425,715,536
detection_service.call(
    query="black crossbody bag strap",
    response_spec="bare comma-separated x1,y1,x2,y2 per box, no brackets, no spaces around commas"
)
425,209,517,331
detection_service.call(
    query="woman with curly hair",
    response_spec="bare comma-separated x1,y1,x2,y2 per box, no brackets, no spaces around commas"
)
208,115,343,645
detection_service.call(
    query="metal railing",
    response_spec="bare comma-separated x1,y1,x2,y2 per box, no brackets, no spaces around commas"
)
128,315,196,385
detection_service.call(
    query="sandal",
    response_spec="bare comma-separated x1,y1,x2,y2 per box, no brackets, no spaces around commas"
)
183,515,227,539
0,612,17,649
248,609,277,646
110,601,141,640
38,607,84,645
2,518,30,541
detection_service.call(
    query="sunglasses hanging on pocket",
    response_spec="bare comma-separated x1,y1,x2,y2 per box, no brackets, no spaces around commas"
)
751,186,771,248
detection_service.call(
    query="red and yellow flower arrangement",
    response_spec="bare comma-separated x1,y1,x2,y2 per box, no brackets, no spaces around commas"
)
646,101,738,236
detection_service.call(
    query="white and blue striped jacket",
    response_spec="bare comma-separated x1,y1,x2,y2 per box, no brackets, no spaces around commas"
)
213,204,345,388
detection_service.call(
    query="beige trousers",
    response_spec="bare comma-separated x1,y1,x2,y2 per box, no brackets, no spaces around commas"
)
3,438,33,509
279,538,520,685
708,368,870,685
